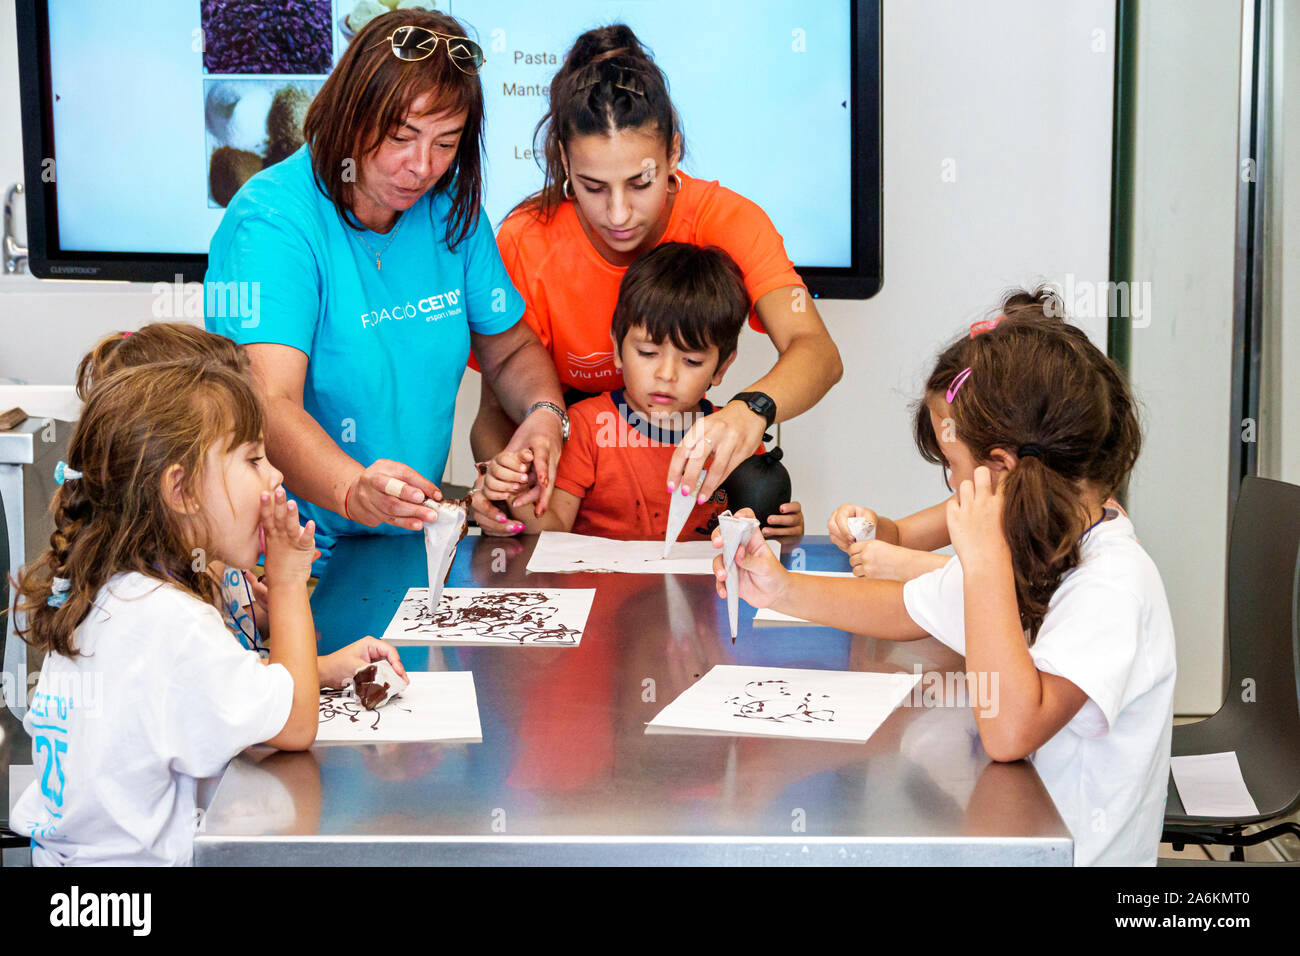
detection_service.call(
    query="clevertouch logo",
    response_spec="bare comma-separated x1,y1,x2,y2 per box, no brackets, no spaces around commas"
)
49,886,151,936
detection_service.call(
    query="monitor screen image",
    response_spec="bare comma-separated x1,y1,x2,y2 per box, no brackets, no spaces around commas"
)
17,0,880,296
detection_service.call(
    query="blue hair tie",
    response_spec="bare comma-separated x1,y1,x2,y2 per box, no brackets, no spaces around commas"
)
54,461,82,485
47,576,71,609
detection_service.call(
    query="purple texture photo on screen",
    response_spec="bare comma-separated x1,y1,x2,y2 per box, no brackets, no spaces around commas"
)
201,0,333,75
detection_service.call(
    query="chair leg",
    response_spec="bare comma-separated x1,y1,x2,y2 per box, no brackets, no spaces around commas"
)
1164,821,1300,857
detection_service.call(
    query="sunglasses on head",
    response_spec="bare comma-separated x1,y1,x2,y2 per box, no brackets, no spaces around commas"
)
371,25,485,74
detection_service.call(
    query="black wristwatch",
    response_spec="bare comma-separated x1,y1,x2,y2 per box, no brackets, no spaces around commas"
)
730,391,777,428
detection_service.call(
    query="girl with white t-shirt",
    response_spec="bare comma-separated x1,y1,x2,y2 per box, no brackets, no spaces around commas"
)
72,321,411,674
713,289,1176,866
12,360,324,865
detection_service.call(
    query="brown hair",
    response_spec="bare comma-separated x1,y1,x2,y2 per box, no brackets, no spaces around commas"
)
13,360,265,659
913,286,1142,642
611,243,749,366
303,9,485,249
515,24,683,223
75,323,248,401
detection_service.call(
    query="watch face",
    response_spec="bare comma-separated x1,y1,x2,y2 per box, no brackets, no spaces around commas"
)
738,392,775,423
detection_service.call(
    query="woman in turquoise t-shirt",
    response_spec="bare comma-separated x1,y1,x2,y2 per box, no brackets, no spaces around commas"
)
206,10,565,569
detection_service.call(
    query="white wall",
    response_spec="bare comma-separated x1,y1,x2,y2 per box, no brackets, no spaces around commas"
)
1261,0,1300,485
1126,0,1242,715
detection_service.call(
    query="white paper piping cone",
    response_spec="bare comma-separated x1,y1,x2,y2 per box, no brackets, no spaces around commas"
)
847,515,876,543
717,509,760,639
424,501,467,613
664,467,706,558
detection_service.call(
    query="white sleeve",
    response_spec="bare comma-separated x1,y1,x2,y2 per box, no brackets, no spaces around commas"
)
160,606,295,777
1029,583,1143,736
901,556,967,654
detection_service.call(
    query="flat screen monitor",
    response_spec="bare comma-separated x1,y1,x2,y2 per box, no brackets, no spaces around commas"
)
16,0,880,297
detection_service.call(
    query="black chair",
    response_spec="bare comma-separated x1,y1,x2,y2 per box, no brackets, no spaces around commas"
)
1162,475,1300,860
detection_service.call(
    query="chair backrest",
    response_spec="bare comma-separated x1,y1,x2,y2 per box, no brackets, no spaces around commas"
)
1224,475,1300,736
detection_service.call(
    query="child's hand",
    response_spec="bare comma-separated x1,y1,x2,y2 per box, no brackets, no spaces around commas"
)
318,636,409,690
483,449,534,508
761,501,804,538
849,539,948,581
260,485,317,588
712,509,789,608
828,503,879,552
947,467,1008,563
849,538,907,580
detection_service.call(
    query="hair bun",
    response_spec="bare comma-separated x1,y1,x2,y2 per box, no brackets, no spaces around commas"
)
997,284,1066,324
568,24,643,68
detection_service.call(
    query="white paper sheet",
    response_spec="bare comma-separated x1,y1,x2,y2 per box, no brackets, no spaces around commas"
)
753,571,856,625
380,587,595,646
1170,751,1260,817
527,531,780,574
316,671,482,744
645,665,921,744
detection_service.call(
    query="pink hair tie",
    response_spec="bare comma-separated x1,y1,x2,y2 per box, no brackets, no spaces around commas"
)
946,367,973,403
122,331,133,338
969,314,1004,337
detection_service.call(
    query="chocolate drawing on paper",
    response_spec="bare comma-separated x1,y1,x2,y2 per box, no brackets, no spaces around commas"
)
397,590,582,642
724,679,836,724
318,688,410,733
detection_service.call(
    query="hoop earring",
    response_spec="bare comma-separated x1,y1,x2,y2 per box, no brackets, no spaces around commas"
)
666,172,682,195
562,176,576,200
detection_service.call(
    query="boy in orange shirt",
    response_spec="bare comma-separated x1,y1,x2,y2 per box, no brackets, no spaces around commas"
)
488,242,803,541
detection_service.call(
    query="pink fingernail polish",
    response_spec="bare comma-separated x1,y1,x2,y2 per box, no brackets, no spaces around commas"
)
680,486,691,496
667,482,675,492
698,494,708,504
497,515,507,523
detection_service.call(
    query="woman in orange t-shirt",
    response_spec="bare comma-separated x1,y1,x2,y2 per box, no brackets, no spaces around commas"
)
470,23,842,534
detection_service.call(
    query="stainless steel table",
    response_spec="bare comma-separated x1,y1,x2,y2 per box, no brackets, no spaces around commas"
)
195,533,1072,866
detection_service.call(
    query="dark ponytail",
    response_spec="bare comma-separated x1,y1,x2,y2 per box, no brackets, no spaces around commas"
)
515,24,683,222
913,285,1142,641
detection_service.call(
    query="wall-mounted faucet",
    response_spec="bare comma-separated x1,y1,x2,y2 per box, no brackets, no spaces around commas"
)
4,183,28,274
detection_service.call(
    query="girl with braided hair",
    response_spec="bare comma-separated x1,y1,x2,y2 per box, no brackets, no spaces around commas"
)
11,360,324,865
